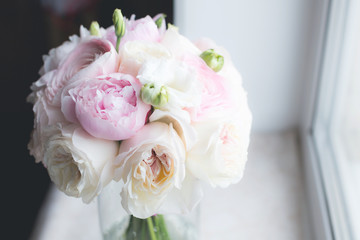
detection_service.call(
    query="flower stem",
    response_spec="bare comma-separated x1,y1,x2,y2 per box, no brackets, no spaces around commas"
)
157,215,170,240
116,37,121,52
147,217,158,240
140,219,146,239
153,216,162,239
125,215,134,239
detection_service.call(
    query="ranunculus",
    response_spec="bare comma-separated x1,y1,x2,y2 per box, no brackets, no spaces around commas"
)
138,58,201,110
186,91,252,187
44,124,119,203
63,73,150,140
114,122,200,218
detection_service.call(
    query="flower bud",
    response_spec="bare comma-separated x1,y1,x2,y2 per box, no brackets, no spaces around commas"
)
89,21,100,36
112,9,125,38
113,8,126,52
200,49,224,72
141,83,169,108
155,14,166,28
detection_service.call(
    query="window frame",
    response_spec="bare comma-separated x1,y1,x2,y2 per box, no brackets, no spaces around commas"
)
301,0,357,239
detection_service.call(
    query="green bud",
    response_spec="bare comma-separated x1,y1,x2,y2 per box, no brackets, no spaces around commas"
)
112,9,126,52
141,83,169,108
89,21,100,36
155,14,166,28
200,49,224,72
112,9,125,38
167,23,178,31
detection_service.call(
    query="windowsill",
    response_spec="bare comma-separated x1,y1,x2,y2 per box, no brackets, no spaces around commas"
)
31,131,307,240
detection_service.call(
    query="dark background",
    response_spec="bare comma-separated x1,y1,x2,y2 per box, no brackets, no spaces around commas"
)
1,1,173,239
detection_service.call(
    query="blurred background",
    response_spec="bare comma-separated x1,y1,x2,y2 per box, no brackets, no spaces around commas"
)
2,0,359,239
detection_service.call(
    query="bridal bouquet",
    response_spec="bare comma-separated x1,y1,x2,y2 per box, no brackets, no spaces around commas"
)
28,9,252,239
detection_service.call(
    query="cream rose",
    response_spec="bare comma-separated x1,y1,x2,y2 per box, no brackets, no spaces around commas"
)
44,124,118,203
149,109,197,151
186,91,252,187
28,89,67,164
187,119,250,187
114,122,191,218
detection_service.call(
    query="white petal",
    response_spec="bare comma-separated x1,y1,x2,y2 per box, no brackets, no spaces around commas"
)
149,109,197,150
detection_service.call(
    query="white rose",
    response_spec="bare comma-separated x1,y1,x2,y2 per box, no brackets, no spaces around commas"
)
44,124,118,203
114,122,200,218
138,58,201,110
187,92,252,187
119,40,171,77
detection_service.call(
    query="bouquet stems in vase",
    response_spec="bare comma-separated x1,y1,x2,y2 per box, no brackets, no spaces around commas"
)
98,180,200,240
27,8,252,240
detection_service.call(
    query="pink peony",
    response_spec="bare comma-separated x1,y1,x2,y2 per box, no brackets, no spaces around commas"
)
63,73,151,140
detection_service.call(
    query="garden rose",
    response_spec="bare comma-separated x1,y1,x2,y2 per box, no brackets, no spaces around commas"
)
63,73,150,140
44,124,118,203
114,122,193,218
28,90,66,163
149,109,197,151
186,91,252,187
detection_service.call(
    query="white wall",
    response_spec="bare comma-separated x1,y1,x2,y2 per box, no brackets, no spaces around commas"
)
174,0,314,132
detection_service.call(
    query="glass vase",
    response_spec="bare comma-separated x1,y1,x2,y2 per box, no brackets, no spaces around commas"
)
98,180,200,240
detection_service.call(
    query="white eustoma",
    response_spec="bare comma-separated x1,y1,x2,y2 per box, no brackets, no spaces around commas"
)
119,40,171,76
44,124,118,203
161,25,201,58
186,92,252,188
137,58,201,110
114,122,199,218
